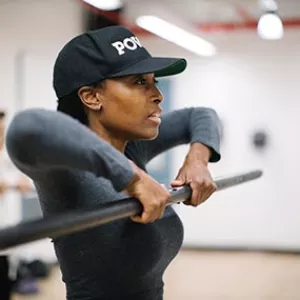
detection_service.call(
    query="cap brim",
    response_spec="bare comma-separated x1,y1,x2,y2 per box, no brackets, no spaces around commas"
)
110,57,187,78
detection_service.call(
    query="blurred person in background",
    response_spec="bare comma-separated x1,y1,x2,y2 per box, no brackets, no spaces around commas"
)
0,110,32,300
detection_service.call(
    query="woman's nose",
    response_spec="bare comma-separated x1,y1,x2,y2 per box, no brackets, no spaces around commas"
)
151,86,163,104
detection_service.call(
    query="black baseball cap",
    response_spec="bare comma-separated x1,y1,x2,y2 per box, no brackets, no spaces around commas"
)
53,25,187,99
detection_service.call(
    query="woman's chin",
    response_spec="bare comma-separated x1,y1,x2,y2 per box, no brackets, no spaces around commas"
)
136,129,159,140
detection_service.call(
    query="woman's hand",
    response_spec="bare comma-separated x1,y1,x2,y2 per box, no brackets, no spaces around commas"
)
171,143,217,207
125,161,170,224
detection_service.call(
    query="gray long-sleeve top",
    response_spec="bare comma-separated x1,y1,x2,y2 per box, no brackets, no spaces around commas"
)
6,107,221,300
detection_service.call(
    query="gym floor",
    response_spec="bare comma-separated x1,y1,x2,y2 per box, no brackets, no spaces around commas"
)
13,249,300,300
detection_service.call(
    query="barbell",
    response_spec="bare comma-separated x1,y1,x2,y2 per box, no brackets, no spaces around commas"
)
0,169,262,251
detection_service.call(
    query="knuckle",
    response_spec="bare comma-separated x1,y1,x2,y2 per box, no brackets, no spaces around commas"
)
200,178,209,187
150,201,160,209
144,208,154,216
156,200,165,208
163,195,170,203
204,179,212,187
165,190,171,197
205,189,213,197
154,199,161,205
190,181,199,188
159,199,166,207
192,180,204,190
210,188,216,195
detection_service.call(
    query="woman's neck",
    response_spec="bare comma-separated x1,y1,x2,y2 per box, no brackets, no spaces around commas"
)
89,119,127,153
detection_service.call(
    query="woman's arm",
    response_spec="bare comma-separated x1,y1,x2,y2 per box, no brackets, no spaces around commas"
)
129,107,221,164
6,109,134,192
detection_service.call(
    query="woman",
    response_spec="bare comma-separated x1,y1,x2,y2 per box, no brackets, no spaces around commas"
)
6,25,221,299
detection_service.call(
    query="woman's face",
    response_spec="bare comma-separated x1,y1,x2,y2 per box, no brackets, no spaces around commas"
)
96,73,163,141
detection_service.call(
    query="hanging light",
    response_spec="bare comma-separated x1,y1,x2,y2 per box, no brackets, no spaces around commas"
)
257,12,284,40
257,0,284,40
83,0,123,11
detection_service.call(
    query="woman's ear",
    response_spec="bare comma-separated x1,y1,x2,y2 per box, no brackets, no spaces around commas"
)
78,86,102,111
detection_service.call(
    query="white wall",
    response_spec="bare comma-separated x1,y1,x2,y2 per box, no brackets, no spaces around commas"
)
0,0,83,117
1,0,300,254
0,0,83,262
142,30,300,251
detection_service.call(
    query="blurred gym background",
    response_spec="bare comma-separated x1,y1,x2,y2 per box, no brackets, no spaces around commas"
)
1,0,300,299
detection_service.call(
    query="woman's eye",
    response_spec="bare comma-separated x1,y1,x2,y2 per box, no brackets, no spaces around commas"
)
136,79,146,85
135,78,159,85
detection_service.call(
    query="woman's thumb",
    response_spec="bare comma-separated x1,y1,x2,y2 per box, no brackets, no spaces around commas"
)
171,179,185,187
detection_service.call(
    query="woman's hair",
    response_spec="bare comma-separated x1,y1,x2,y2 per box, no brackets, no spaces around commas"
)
57,82,103,126
57,91,88,125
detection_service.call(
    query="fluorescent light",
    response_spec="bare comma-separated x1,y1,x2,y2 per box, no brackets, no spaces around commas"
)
136,15,217,57
83,0,122,11
257,12,284,40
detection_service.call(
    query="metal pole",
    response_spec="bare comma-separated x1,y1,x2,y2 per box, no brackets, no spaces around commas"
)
0,170,262,251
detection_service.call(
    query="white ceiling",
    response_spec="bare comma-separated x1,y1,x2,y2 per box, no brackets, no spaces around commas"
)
119,0,300,55
1,0,299,26
123,0,300,23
